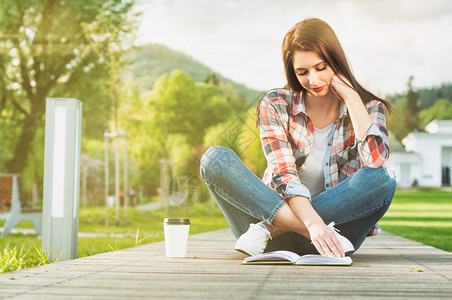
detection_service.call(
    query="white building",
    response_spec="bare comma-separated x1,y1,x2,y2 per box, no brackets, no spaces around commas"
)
387,120,452,188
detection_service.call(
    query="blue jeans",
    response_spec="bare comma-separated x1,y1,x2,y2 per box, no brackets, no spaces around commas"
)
200,146,396,255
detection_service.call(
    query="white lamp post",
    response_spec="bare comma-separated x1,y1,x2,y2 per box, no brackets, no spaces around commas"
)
42,98,82,261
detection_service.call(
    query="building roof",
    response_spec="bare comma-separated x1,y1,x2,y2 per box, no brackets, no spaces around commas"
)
399,119,452,151
389,151,420,164
425,119,452,134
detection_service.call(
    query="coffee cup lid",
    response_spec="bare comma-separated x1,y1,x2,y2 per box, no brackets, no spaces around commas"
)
163,218,191,225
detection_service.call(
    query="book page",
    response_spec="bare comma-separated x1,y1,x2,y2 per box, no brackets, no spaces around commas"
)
295,254,352,265
243,250,300,264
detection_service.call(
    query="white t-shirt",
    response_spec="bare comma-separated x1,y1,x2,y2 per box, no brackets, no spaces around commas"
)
297,123,333,197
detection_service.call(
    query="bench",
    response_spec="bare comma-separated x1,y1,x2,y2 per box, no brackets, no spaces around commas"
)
0,174,42,236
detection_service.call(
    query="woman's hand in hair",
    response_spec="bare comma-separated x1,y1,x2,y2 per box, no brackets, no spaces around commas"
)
331,74,372,140
330,75,357,101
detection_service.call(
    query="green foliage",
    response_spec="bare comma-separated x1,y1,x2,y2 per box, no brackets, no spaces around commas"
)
0,110,22,170
203,119,240,153
415,82,452,110
115,87,161,195
389,82,452,110
168,134,197,175
387,97,409,142
33,246,51,266
147,70,237,148
149,71,201,145
403,76,420,134
21,126,45,192
204,73,220,86
239,108,267,177
131,138,161,195
417,83,452,109
197,82,241,127
202,105,266,177
202,105,267,178
0,245,51,274
0,246,29,274
387,80,452,142
81,0,140,134
0,0,139,205
418,98,452,128
121,43,262,101
115,69,247,196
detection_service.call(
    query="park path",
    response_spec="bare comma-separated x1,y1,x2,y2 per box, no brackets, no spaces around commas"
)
135,202,160,211
0,229,451,299
1,201,159,237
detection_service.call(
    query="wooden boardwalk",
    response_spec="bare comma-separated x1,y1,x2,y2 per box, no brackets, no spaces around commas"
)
0,229,451,299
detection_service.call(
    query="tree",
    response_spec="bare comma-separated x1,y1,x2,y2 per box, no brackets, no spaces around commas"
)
386,96,407,142
419,98,452,128
203,119,241,154
403,76,420,134
168,134,197,175
239,108,266,177
204,73,219,86
118,88,163,196
82,1,139,132
118,70,242,196
0,0,138,174
148,70,235,149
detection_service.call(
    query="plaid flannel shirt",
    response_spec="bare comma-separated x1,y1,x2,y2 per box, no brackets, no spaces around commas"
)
259,88,390,202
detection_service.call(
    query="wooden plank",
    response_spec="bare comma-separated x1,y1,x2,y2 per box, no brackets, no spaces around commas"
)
0,229,451,299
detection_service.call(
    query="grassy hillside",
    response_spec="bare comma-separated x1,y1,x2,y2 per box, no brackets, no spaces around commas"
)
121,43,262,102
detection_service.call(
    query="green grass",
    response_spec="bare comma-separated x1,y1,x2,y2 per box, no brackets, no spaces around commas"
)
0,245,48,273
1,189,450,273
1,201,228,273
379,188,452,252
77,201,228,234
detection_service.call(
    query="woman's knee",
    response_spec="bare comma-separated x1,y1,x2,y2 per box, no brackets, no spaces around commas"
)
200,146,236,181
362,166,397,202
378,166,397,194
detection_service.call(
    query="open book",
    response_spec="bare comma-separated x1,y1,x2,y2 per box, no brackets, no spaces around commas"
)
242,250,352,266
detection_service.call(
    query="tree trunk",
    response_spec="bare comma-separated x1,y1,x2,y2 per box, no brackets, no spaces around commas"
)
5,114,40,174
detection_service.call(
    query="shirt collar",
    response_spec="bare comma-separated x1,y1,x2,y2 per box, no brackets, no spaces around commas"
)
292,91,349,119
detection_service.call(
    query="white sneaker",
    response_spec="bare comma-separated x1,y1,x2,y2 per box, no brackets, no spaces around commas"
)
234,223,272,256
328,222,355,255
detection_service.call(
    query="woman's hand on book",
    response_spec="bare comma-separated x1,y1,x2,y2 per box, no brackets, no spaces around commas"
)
308,222,345,258
285,196,345,258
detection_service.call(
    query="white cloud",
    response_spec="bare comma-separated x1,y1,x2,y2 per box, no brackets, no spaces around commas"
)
135,0,452,95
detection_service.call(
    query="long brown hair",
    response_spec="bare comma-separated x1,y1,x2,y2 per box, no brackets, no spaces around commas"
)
256,18,392,126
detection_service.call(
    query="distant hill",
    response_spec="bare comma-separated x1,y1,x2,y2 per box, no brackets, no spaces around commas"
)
121,43,262,102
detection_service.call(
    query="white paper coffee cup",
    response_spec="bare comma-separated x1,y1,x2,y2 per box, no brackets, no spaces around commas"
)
163,218,191,257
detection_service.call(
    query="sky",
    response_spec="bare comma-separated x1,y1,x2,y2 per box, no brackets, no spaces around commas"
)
134,0,452,96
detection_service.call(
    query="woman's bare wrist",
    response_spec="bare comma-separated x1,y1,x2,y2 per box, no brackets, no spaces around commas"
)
287,196,324,229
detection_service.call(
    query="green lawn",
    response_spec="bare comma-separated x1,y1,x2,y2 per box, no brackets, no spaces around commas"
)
1,189,451,273
379,188,452,252
1,201,229,272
